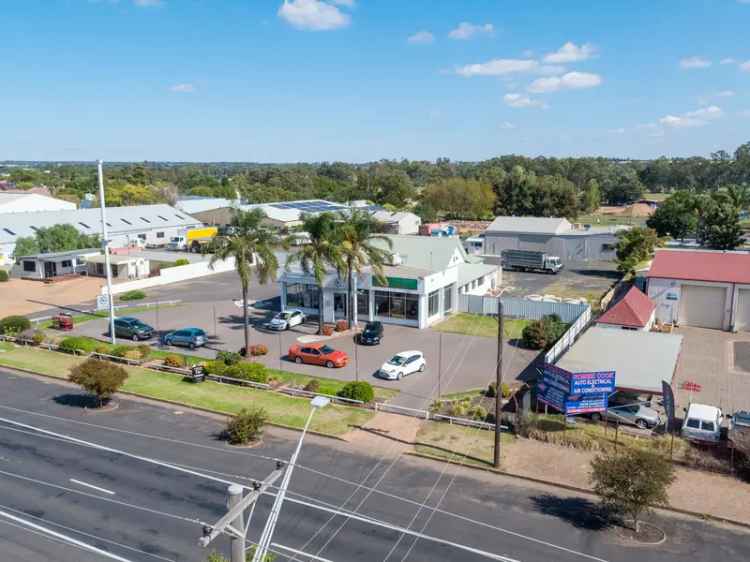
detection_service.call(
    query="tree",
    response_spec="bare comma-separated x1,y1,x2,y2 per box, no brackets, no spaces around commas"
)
210,209,281,354
697,195,744,250
285,213,342,335
615,227,659,275
12,224,99,258
336,210,392,329
420,178,496,219
591,449,675,532
370,170,416,208
12,236,39,258
580,179,601,213
225,407,267,445
646,191,698,240
68,358,128,407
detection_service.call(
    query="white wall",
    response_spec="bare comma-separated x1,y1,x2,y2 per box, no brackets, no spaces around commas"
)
648,277,733,328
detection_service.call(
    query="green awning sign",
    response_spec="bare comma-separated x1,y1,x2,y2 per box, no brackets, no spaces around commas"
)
374,276,418,290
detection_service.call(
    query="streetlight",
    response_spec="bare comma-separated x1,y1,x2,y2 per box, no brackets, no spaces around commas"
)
252,396,330,562
494,286,508,469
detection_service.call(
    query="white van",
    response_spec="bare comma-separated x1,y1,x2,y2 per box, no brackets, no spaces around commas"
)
681,403,723,443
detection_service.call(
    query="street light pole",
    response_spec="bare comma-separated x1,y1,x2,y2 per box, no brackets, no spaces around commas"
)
493,298,504,469
97,160,116,345
227,485,245,562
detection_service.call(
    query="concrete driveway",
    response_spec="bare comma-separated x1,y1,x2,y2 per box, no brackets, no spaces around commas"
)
69,300,538,410
503,260,619,301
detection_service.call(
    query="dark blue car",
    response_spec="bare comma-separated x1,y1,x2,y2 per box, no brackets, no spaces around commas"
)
161,327,207,349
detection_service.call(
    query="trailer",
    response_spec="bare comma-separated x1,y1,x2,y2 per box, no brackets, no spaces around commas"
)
501,249,563,274
166,226,218,253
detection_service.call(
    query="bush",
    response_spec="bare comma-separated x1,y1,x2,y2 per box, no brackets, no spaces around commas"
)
337,381,374,403
31,330,45,345
335,320,348,332
501,383,512,399
0,270,8,282
522,314,568,350
59,336,99,354
68,357,128,407
217,350,242,366
123,350,142,361
468,405,488,420
119,290,146,302
108,345,129,358
203,360,227,376
226,407,267,445
304,379,320,393
95,344,110,354
174,258,190,267
486,382,497,398
450,402,468,417
0,315,31,335
136,344,152,360
221,362,269,384
163,354,185,368
249,344,268,356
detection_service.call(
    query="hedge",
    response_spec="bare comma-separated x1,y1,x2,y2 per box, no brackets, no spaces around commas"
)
337,381,374,403
58,336,100,354
0,315,32,335
204,360,268,384
119,290,146,302
0,270,8,282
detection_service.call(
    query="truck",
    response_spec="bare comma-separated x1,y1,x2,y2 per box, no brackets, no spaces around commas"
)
166,227,218,253
501,249,563,274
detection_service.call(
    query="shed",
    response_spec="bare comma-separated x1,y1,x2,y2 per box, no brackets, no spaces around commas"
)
556,326,683,395
597,286,656,331
11,249,99,280
85,254,150,281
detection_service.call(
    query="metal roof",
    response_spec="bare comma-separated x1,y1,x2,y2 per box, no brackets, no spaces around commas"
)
647,249,750,285
597,286,655,328
16,248,100,260
0,204,202,244
0,192,76,214
175,197,238,215
486,216,572,235
372,235,468,273
457,262,499,287
556,326,683,395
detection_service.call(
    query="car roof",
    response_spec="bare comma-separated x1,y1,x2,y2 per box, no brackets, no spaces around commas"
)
686,403,721,419
117,317,137,322
394,350,421,357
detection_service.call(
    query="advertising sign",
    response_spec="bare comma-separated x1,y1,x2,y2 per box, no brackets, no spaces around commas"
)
662,380,676,432
569,371,616,395
536,381,566,411
96,294,110,311
564,392,609,415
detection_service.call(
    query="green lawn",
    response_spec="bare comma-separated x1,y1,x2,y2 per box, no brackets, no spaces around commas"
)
577,212,648,228
267,369,398,402
415,420,513,468
36,303,181,329
433,313,530,339
0,344,373,436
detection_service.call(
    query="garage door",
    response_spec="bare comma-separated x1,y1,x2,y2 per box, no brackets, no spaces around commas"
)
678,284,726,329
736,289,750,332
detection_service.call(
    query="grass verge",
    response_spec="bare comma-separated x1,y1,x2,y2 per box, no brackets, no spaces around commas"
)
267,369,398,402
415,420,514,468
433,313,531,339
36,303,181,329
0,344,373,436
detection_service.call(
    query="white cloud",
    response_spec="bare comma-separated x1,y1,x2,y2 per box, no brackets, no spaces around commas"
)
169,83,195,93
407,31,434,44
278,0,350,31
536,65,566,76
503,93,546,109
456,58,538,77
741,60,750,72
680,56,712,69
499,121,517,130
720,58,737,65
527,71,602,93
543,42,596,63
659,105,723,128
448,22,494,40
717,90,736,97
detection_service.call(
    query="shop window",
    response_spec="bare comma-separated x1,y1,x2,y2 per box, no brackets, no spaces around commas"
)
61,260,72,268
443,284,454,312
286,283,320,309
428,290,439,317
374,291,418,321
357,289,369,316
23,261,35,272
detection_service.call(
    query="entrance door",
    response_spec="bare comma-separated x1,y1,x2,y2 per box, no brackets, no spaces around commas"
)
678,284,726,330
333,292,348,319
736,288,750,332
43,261,57,278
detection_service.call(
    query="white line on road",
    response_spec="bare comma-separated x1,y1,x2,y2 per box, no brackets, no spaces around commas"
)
270,543,335,562
70,478,116,495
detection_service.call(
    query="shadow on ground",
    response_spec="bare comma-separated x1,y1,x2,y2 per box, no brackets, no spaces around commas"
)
531,494,613,530
53,393,104,409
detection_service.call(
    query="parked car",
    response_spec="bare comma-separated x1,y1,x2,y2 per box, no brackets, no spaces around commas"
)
161,328,207,349
359,321,384,345
268,309,305,331
113,317,154,341
682,403,723,443
287,343,348,368
378,351,426,380
590,402,661,429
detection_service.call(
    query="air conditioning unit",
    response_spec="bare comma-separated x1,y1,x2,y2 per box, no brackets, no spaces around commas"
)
387,253,403,266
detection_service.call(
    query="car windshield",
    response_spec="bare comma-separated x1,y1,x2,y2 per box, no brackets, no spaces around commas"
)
364,324,380,333
133,320,148,328
319,345,335,354
388,355,407,366
279,313,292,320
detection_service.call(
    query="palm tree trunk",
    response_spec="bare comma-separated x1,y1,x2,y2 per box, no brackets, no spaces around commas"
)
347,259,354,329
318,286,325,335
242,283,250,354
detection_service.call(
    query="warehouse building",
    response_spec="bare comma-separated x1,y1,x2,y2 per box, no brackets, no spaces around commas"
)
647,249,750,332
280,234,500,329
0,192,76,214
0,204,202,266
482,216,624,264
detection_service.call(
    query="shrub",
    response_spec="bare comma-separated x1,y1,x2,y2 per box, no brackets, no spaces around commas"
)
0,270,8,282
468,405,488,420
337,381,374,403
174,258,190,267
136,344,151,360
322,325,334,336
226,407,267,445
249,344,268,356
119,290,146,302
31,330,45,345
217,350,242,366
0,315,31,335
68,357,128,407
501,382,512,399
521,321,548,350
304,379,320,393
335,320,348,332
163,354,185,368
203,360,226,376
108,345,130,358
486,382,497,398
59,336,99,354
450,402,468,417
222,362,269,384
123,350,142,361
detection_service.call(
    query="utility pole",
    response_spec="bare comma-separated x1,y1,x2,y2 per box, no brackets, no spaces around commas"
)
98,160,116,345
227,485,245,562
438,332,443,399
493,299,503,469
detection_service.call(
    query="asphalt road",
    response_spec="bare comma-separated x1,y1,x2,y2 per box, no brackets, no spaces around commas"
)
0,370,748,562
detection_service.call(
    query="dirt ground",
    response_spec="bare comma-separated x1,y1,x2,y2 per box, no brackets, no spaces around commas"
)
0,277,104,317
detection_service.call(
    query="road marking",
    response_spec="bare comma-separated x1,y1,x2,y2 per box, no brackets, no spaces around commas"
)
69,478,116,495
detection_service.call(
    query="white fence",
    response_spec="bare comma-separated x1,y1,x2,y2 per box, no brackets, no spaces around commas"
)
102,257,236,295
459,294,588,324
543,305,592,364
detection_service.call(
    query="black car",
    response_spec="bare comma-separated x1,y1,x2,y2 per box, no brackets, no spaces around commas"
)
113,317,154,341
359,321,384,345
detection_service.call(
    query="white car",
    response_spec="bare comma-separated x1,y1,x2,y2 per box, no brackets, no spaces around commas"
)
379,351,426,380
268,309,305,331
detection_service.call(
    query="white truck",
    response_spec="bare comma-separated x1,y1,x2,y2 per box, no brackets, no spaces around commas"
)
501,249,563,274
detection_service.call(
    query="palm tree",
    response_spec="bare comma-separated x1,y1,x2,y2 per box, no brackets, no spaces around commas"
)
210,209,280,354
337,209,393,329
285,213,342,335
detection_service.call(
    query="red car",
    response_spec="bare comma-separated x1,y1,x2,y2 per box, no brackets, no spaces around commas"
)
288,343,348,368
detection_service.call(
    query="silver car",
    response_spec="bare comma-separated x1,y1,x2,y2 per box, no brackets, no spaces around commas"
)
591,403,661,429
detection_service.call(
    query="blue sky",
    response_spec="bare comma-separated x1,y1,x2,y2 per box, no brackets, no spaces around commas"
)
1,0,749,162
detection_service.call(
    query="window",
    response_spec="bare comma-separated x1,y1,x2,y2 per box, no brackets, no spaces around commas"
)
140,217,151,223
602,243,615,251
357,289,369,316
375,291,390,317
156,232,165,239
702,421,715,432
121,218,132,225
443,284,454,313
428,290,439,317
138,234,147,241
23,260,35,272
286,283,319,309
96,263,104,276
78,222,90,229
61,260,72,268
686,418,700,429
374,291,418,321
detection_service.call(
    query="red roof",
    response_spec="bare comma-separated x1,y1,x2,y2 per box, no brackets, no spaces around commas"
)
597,286,655,328
647,250,750,284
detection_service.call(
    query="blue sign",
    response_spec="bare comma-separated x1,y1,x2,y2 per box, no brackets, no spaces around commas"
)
569,371,616,395
564,392,609,415
537,381,567,411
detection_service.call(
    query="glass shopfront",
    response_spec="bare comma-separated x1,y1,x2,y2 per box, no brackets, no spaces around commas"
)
374,290,418,321
357,289,370,317
285,283,320,310
334,292,348,319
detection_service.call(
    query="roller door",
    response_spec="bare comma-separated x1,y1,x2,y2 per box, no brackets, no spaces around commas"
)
736,288,750,332
678,284,726,330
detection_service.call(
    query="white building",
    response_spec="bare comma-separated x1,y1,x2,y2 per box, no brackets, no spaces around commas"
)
370,210,421,235
0,204,202,266
280,234,500,329
0,192,76,214
11,249,99,280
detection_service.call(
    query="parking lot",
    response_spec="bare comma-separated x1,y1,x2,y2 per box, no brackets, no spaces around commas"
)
502,260,619,304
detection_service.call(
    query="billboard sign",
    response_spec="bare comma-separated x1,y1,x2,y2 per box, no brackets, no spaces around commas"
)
537,381,566,411
564,392,609,415
569,371,616,395
538,364,614,415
